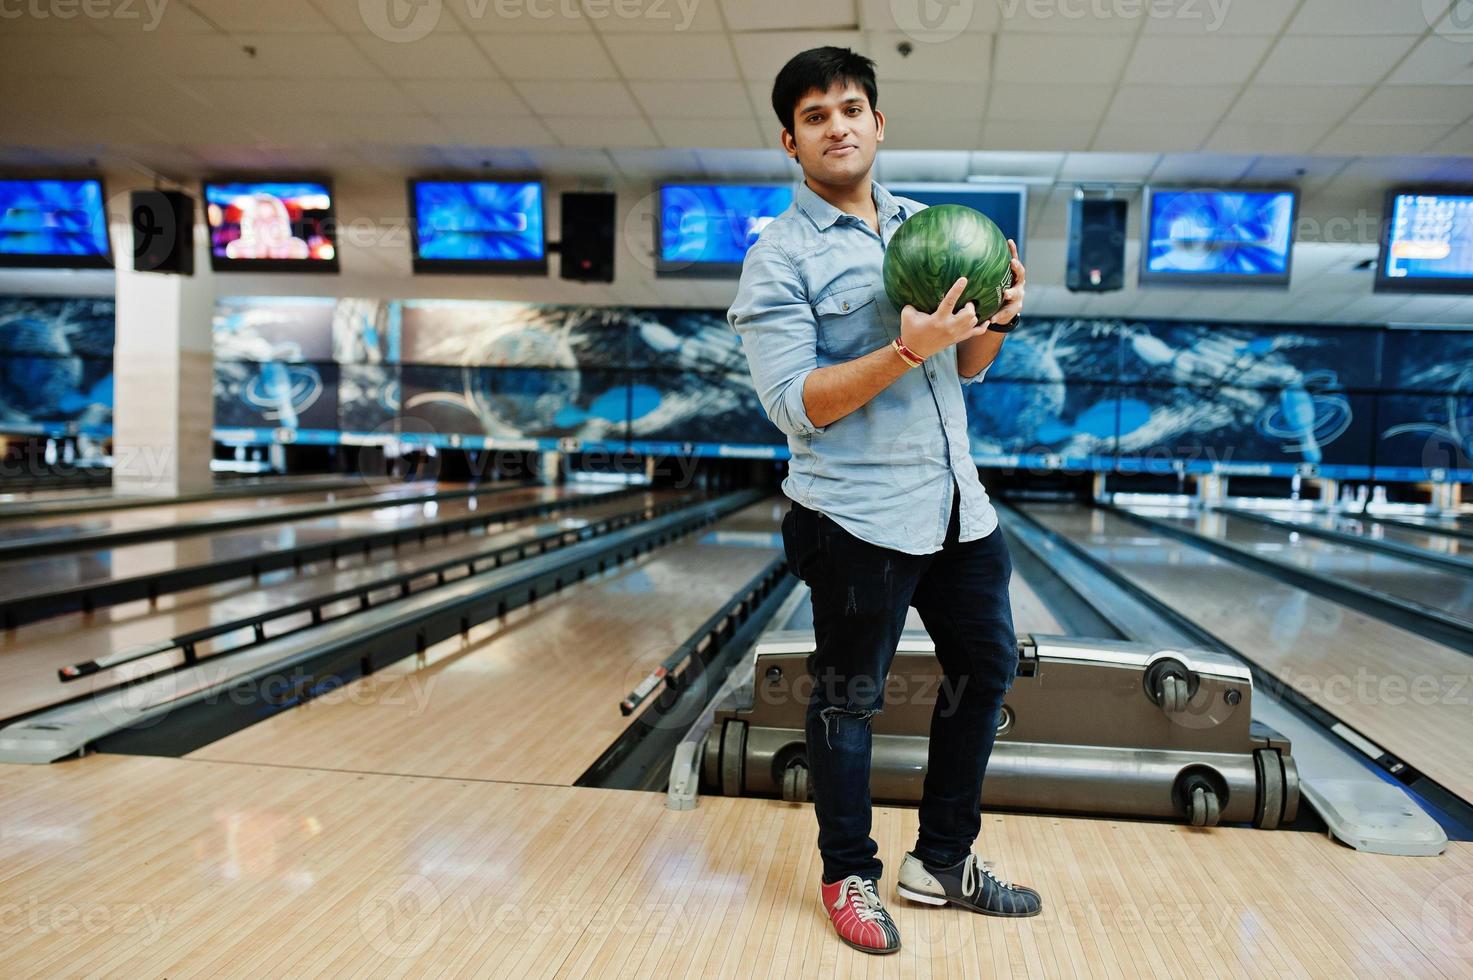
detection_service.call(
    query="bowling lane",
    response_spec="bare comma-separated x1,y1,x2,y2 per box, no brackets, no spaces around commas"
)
0,479,476,546
1291,511,1471,561
1137,505,1473,625
0,490,687,723
1026,502,1473,805
190,496,1067,785
0,473,368,517
0,484,616,612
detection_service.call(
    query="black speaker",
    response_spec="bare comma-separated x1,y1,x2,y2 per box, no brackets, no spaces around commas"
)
1066,198,1126,292
560,192,615,283
131,190,195,275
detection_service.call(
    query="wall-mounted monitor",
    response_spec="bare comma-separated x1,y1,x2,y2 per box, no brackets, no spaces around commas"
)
0,178,112,269
656,183,793,278
887,182,1028,259
409,179,547,275
203,179,339,273
1140,187,1296,288
1376,189,1473,294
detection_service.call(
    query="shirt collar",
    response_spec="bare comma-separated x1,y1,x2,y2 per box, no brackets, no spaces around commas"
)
794,178,906,231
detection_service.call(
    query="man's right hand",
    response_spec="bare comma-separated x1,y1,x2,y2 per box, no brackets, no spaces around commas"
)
899,276,991,360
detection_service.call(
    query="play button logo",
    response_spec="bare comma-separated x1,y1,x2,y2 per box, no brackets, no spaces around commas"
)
360,0,442,43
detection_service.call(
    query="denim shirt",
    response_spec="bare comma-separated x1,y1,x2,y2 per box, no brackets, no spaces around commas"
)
728,179,998,556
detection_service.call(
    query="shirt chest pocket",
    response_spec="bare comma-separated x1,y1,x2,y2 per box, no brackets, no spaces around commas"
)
813,279,881,361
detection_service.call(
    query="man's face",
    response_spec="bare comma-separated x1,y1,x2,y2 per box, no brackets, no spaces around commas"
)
782,81,884,187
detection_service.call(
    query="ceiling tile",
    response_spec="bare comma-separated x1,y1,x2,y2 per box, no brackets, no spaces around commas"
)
583,0,724,32
1147,153,1258,183
862,30,991,83
1104,84,1239,123
730,30,864,82
882,116,983,150
1255,35,1422,85
542,114,660,147
475,33,618,78
0,35,135,76
987,82,1113,122
436,114,559,145
720,0,857,32
1288,0,1444,35
691,147,798,178
1090,120,1215,153
603,33,739,80
994,34,1134,83
1124,36,1277,86
445,0,594,32
873,149,972,182
313,0,468,34
1387,34,1473,84
1204,121,1337,154
1225,85,1372,123
133,34,385,78
180,78,424,114
995,0,1141,33
980,121,1090,153
631,80,754,117
513,79,642,114
1140,0,1295,35
401,79,531,116
189,0,337,32
878,82,989,120
349,34,498,78
1427,123,1473,154
1056,152,1160,182
606,147,705,177
1350,84,1473,124
857,0,999,37
651,116,765,148
1314,122,1457,155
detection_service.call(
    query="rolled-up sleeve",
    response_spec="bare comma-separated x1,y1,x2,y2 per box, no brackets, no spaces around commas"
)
959,364,989,386
727,240,826,438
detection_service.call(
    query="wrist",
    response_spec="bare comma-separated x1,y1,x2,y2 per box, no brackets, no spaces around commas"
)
891,337,925,368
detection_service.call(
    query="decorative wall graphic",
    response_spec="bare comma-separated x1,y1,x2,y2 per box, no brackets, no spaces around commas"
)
0,296,114,434
1,293,1469,480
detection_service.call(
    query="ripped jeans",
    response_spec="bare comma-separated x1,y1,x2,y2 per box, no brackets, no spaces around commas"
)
781,491,1018,885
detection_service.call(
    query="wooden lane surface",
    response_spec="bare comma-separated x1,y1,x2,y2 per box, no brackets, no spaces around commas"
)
0,485,591,602
184,498,790,785
1147,508,1473,623
1030,503,1473,806
2,752,1468,978
0,492,685,724
0,480,476,543
186,498,1065,786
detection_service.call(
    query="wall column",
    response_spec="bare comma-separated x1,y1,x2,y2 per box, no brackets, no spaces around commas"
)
112,257,215,496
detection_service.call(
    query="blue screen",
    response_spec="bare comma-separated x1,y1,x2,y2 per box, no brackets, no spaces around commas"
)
887,184,1026,255
1382,193,1473,283
0,179,110,262
1144,189,1295,281
659,184,793,265
413,181,545,262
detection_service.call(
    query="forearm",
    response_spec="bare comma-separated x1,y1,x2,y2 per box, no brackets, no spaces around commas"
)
802,344,912,429
957,330,1007,380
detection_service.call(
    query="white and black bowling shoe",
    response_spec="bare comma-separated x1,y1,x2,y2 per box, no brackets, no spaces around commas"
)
896,852,1043,917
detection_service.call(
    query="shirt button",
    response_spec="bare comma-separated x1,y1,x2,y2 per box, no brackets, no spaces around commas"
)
841,301,849,311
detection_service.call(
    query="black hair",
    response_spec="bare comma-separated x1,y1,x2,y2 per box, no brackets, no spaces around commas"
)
770,47,878,135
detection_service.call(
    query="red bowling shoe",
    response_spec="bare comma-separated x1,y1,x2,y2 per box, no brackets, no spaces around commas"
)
820,875,901,954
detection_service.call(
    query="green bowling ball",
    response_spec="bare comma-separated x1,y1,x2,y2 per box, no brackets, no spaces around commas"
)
883,204,1013,320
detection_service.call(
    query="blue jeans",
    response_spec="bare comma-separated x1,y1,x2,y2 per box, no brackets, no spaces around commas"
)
781,489,1018,884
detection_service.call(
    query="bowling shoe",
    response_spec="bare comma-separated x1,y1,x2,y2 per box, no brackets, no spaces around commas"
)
896,852,1042,917
820,875,901,954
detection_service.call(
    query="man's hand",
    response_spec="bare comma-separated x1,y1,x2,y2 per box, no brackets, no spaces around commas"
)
991,239,1025,327
900,276,990,360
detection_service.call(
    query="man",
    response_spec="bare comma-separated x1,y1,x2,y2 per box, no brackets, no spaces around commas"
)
727,47,1042,956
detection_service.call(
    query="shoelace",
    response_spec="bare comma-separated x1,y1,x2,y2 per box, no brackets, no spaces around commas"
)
960,854,1012,900
831,875,886,923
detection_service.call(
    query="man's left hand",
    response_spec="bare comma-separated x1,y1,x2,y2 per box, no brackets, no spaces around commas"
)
990,239,1025,328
